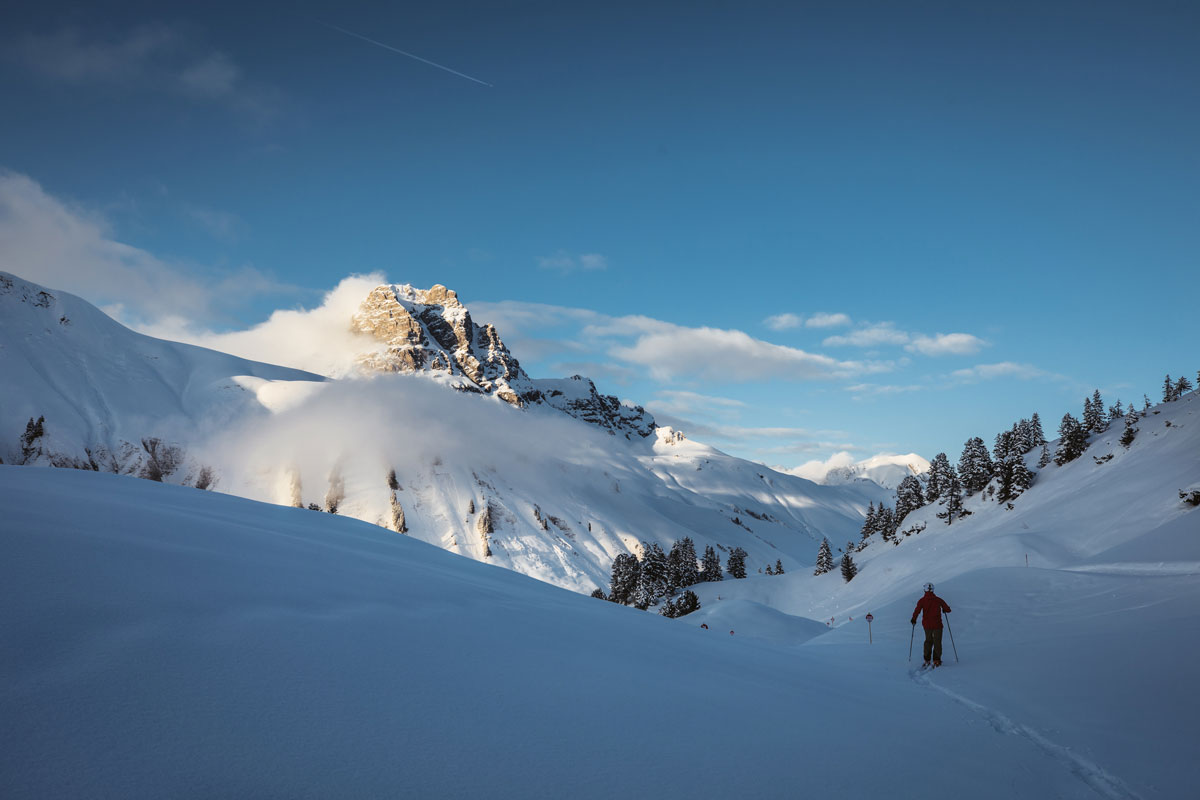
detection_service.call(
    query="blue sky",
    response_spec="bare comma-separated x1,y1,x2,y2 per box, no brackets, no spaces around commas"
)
2,1,1197,472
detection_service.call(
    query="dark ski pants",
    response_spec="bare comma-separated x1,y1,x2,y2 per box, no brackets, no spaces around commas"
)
923,628,943,663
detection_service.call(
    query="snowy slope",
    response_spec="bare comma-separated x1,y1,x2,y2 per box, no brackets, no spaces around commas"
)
4,464,1196,798
0,271,324,478
0,271,887,593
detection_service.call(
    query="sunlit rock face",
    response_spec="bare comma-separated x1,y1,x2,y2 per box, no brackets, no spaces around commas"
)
350,283,655,437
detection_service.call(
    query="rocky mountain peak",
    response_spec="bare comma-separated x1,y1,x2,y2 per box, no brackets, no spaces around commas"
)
349,282,656,438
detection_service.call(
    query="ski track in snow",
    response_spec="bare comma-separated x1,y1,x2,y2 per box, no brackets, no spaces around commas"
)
910,669,1142,800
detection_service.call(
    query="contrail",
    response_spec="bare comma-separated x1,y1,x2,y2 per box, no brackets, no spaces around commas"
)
323,23,493,87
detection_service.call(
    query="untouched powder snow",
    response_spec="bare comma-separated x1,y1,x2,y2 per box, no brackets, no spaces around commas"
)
3,463,1198,798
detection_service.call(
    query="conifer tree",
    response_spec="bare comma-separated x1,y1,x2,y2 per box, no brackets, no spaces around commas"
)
1108,400,1124,424
635,542,669,608
876,505,896,541
1143,394,1152,415
895,475,925,526
726,547,748,579
1037,442,1051,469
958,437,994,495
1028,413,1046,449
859,501,877,544
774,559,784,575
700,545,723,582
840,552,858,582
673,590,701,617
610,553,641,605
590,588,607,600
1083,390,1106,433
936,473,964,525
1054,414,1088,465
1120,406,1138,448
1163,374,1175,403
667,537,700,590
814,538,835,575
925,453,954,503
1176,375,1193,397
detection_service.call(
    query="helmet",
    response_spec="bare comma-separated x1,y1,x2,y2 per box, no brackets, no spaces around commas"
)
923,582,934,592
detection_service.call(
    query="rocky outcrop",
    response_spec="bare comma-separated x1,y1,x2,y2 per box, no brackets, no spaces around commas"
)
533,376,656,439
350,283,657,438
351,284,537,407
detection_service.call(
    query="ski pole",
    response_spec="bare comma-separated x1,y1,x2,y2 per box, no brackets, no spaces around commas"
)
908,622,915,661
944,612,959,663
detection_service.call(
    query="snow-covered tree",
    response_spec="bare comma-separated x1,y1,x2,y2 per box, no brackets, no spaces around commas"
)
925,452,955,503
19,415,45,463
1028,413,1046,449
859,501,877,544
875,505,896,541
1037,443,1052,469
774,559,784,575
814,538,835,575
700,545,723,582
840,552,858,582
670,590,701,617
467,498,475,515
635,542,668,609
1143,394,1152,415
1055,414,1088,465
936,473,964,525
609,553,641,605
726,547,748,579
1120,406,1139,448
1083,390,1106,433
958,437,994,495
667,537,700,590
895,475,925,526
1108,400,1124,424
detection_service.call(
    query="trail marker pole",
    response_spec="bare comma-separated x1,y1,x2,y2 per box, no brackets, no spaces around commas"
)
866,613,874,644
944,612,959,663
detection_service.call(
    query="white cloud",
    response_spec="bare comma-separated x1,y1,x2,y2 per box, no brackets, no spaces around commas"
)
8,25,277,119
951,362,1048,382
823,323,910,348
845,383,924,397
537,250,608,274
786,451,859,482
0,171,297,328
648,390,747,418
610,325,883,382
179,51,241,99
905,332,987,356
805,312,851,329
764,313,803,331
140,274,389,378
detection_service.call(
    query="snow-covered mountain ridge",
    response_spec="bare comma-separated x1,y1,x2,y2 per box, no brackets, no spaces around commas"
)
0,271,325,480
0,271,888,593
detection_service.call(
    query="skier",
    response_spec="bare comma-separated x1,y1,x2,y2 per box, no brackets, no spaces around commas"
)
911,582,951,667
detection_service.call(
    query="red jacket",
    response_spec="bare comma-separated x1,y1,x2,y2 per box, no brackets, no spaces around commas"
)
912,591,951,629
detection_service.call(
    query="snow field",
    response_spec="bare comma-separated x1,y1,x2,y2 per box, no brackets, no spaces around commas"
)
7,465,1195,798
